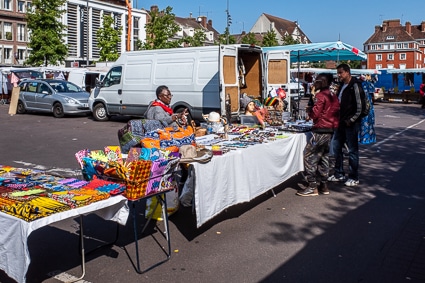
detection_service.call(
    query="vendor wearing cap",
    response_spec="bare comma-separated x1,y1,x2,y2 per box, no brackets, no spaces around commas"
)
145,85,188,126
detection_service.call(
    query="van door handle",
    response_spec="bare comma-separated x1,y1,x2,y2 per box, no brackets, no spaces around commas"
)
118,89,122,95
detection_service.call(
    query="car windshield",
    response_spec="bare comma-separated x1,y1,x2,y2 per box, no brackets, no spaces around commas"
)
47,81,83,93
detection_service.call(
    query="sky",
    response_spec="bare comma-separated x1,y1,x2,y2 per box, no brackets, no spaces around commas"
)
134,0,422,49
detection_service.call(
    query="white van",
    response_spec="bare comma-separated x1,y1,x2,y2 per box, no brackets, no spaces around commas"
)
89,44,290,122
67,68,105,94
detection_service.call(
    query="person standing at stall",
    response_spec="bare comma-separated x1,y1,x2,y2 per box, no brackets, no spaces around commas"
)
328,64,364,186
145,85,188,126
419,82,425,109
297,74,340,196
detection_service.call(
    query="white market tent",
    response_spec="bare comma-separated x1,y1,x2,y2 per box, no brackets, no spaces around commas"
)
386,68,425,74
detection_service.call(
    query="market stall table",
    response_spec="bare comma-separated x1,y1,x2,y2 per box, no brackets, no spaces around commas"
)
183,132,307,227
0,194,128,283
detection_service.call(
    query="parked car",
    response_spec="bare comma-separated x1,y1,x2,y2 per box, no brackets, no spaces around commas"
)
373,87,384,102
17,79,90,118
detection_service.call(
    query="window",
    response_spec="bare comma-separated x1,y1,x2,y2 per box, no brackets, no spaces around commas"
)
403,43,408,48
3,0,12,10
386,35,394,40
3,22,12,40
103,66,122,87
3,48,12,63
399,64,406,69
387,53,394,60
376,54,382,61
387,64,394,69
17,49,25,60
17,24,26,41
376,64,382,69
400,53,406,60
18,1,25,12
396,43,402,49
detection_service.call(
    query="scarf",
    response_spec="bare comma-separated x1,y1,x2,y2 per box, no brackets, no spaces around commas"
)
151,100,173,115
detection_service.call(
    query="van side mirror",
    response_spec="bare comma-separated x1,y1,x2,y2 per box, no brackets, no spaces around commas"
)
95,78,104,87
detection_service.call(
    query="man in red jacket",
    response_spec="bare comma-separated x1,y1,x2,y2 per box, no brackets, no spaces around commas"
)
297,74,340,196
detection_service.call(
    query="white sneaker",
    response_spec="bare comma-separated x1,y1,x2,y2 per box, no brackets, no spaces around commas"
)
328,175,346,182
344,179,359,186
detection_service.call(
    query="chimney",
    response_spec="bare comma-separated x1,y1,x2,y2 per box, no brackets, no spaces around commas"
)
406,21,411,34
208,19,213,27
374,25,380,33
150,5,158,13
422,21,425,32
382,22,387,32
199,16,207,28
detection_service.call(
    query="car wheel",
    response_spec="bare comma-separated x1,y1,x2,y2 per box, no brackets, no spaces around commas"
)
17,100,26,114
53,103,65,118
93,103,110,121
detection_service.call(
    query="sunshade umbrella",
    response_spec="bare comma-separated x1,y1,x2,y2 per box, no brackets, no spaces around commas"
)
263,41,366,62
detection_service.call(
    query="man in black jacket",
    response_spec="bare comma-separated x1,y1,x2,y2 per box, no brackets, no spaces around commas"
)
328,64,364,186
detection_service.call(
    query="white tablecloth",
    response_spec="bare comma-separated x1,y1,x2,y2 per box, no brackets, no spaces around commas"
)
0,195,128,283
192,133,307,227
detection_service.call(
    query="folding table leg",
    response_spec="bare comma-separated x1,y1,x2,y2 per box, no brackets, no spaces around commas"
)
66,215,86,283
127,193,172,274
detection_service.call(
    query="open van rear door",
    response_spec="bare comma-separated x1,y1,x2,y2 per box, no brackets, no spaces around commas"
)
219,45,239,117
263,49,291,109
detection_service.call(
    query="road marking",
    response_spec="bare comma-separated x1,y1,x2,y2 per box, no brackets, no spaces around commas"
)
47,270,92,283
371,119,425,148
12,161,81,177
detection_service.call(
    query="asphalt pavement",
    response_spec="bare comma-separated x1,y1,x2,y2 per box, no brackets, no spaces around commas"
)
0,100,425,283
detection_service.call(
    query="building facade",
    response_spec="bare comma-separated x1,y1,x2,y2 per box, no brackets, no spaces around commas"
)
364,19,425,69
0,0,147,67
248,13,311,45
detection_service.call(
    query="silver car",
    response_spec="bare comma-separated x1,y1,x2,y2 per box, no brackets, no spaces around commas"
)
17,79,90,118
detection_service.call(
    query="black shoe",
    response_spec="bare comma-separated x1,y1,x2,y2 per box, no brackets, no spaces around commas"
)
296,187,318,196
318,182,330,195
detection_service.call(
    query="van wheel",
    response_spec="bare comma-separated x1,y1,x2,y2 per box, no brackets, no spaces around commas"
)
93,103,110,121
53,103,65,118
17,100,26,114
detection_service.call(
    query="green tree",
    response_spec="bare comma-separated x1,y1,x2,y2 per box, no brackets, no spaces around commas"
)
25,0,67,66
262,30,278,47
241,32,259,45
183,29,206,47
140,6,181,50
216,27,236,45
281,34,300,45
96,14,122,62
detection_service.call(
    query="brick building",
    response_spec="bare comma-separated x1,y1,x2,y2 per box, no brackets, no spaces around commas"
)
364,19,425,69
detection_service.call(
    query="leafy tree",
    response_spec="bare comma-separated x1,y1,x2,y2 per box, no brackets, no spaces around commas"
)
25,0,67,66
216,27,236,45
183,29,206,47
261,30,278,47
281,34,301,45
96,15,122,62
140,6,181,49
241,32,259,45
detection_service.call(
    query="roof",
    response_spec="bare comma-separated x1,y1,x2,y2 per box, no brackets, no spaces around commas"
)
263,13,311,43
364,19,425,44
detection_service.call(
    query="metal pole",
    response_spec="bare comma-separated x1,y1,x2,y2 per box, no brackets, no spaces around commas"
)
86,0,89,66
226,0,229,44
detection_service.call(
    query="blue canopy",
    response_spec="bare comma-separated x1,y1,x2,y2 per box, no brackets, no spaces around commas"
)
263,41,366,62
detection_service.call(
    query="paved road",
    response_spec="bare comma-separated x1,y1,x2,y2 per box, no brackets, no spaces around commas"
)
1,101,425,283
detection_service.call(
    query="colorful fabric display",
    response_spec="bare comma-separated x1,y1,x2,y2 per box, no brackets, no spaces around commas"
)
118,119,167,154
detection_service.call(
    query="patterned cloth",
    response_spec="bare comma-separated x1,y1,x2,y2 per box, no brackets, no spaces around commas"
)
359,81,376,145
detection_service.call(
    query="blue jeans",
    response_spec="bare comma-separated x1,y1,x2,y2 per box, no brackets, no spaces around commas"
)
332,122,360,180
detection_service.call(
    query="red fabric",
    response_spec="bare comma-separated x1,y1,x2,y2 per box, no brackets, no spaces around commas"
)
419,83,425,96
308,88,340,132
151,101,173,115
